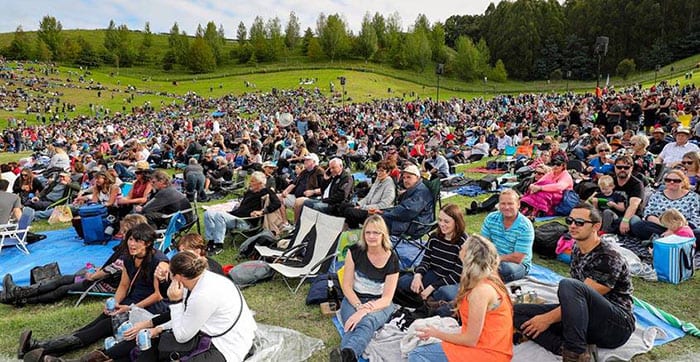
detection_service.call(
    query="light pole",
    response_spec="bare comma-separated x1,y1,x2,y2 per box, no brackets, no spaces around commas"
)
435,63,444,101
654,64,660,86
594,36,608,99
566,70,572,93
339,76,346,107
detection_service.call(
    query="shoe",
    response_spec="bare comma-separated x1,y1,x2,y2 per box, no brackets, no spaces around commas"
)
26,232,47,243
329,347,342,362
2,274,16,303
18,330,33,359
562,347,593,362
208,244,224,256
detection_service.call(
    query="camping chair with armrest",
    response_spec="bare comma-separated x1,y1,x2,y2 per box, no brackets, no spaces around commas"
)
392,177,440,270
255,206,318,260
155,211,188,253
268,207,345,293
0,208,33,255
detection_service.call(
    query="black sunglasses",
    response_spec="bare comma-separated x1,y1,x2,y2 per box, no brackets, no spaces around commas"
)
664,178,682,184
681,161,694,165
535,171,546,175
615,165,631,170
565,217,594,226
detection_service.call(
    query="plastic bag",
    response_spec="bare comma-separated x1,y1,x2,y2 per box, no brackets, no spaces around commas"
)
48,205,73,224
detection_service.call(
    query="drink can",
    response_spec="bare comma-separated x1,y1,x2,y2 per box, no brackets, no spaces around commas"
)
105,297,116,312
137,329,151,350
104,336,116,350
116,321,133,341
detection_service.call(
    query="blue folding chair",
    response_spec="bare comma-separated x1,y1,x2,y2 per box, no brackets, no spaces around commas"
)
155,211,188,253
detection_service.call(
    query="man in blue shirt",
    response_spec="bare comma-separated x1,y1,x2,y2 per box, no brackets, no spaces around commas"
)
481,189,535,282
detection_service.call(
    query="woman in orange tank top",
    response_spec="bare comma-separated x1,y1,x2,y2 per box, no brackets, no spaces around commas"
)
408,234,513,362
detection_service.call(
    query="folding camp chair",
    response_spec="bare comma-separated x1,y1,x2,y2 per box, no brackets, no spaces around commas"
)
392,178,440,270
268,208,345,293
155,211,187,253
254,206,318,259
0,209,33,255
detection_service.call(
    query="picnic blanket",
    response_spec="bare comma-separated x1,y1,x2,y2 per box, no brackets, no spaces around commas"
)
465,167,507,174
201,199,240,213
331,263,686,361
0,228,119,291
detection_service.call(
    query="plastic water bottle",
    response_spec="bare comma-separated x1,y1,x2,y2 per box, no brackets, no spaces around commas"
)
327,279,340,311
86,263,96,274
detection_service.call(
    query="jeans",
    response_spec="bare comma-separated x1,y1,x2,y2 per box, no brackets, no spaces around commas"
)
203,210,251,244
498,261,528,283
572,146,588,161
513,278,635,355
303,198,333,215
113,163,134,181
397,271,459,303
185,172,205,200
338,297,395,358
407,342,448,362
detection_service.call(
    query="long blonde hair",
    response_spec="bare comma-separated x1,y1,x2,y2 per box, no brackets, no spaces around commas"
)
453,234,508,310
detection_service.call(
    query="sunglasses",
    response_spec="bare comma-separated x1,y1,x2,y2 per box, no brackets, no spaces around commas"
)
629,143,637,146
599,150,611,153
681,161,694,165
615,165,631,170
565,217,594,227
664,178,682,184
535,171,546,176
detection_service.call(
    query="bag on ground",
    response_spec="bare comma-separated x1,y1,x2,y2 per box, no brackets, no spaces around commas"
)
228,260,274,288
534,222,568,258
653,235,696,284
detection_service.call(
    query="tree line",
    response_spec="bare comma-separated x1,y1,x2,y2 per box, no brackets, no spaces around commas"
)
2,0,698,81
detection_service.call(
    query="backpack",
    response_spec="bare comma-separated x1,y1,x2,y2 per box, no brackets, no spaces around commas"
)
554,190,581,216
228,260,274,288
534,222,569,258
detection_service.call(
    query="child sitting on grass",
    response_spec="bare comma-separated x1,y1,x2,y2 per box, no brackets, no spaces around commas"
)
590,175,627,233
660,208,694,238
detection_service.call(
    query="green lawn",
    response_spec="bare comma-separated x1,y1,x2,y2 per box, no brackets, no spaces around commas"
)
0,157,698,360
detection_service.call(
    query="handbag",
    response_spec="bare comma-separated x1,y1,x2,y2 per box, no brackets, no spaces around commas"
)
158,284,244,360
48,205,73,224
30,262,62,284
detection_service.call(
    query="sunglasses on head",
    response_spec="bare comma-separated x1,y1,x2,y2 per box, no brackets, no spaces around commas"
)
565,217,594,226
664,177,682,184
615,165,631,170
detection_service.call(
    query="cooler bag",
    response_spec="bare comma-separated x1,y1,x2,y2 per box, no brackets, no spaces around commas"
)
653,235,696,284
78,204,110,244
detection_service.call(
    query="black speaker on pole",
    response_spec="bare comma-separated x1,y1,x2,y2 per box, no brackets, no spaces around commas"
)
594,36,609,56
436,63,445,75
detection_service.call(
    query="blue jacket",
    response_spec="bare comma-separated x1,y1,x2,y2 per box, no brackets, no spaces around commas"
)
382,181,434,237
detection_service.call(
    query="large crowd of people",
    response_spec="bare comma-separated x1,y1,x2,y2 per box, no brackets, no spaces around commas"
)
0,60,699,361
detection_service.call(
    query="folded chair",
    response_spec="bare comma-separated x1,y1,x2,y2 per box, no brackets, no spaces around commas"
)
254,206,319,259
268,207,345,293
392,177,440,270
155,211,188,253
0,209,33,255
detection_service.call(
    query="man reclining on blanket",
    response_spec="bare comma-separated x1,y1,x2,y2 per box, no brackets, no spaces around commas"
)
513,202,635,362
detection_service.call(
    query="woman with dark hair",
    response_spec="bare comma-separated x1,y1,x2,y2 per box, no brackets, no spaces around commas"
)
123,251,256,362
0,215,147,306
18,223,169,360
13,168,44,204
395,204,467,316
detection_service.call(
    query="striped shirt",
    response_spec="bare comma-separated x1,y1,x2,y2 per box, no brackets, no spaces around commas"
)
415,233,466,288
481,211,535,271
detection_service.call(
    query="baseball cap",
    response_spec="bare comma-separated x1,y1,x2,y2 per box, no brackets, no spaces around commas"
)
403,164,421,177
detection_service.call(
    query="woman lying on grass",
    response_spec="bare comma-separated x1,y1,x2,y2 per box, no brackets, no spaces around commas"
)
407,234,514,362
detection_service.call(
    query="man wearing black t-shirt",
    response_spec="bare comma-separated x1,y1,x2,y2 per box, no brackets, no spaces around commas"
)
514,203,635,361
611,156,644,235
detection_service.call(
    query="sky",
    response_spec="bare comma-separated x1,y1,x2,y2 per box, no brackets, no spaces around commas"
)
2,0,497,36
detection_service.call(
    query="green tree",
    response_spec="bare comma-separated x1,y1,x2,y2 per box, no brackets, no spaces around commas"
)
285,11,301,50
490,59,508,82
167,22,189,65
204,21,225,65
301,27,314,54
249,16,269,61
444,14,482,48
430,22,448,63
59,37,81,63
37,15,62,59
267,17,285,61
237,42,254,63
475,38,491,77
6,26,32,60
75,36,100,67
236,21,247,43
34,39,52,62
616,58,636,80
138,22,153,64
306,37,324,61
371,12,387,49
187,36,216,73
104,20,119,54
406,29,431,72
356,12,378,61
318,14,350,61
452,35,480,80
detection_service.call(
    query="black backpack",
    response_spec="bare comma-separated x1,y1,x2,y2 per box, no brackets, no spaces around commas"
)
533,222,568,258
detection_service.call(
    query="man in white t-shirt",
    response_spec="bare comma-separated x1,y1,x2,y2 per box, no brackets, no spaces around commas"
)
657,127,700,167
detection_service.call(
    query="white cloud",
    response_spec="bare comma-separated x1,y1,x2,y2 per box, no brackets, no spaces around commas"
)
0,0,495,36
